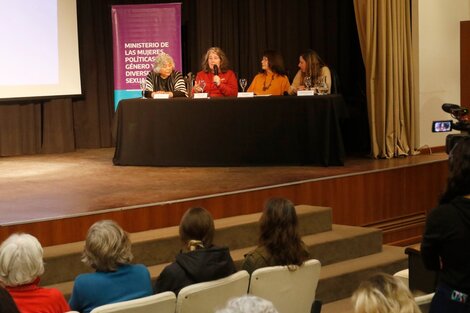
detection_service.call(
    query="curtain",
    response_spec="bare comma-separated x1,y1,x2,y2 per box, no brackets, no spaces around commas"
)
354,0,419,158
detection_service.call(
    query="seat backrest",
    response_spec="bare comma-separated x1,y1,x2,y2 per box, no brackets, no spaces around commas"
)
90,292,176,313
249,259,321,313
330,67,341,94
176,270,250,313
415,293,434,313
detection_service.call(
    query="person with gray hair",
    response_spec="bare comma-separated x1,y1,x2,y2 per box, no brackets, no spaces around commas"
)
0,233,70,312
144,52,188,98
69,220,153,313
215,295,279,313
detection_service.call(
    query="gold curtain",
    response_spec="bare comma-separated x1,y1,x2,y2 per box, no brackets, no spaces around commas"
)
353,0,419,158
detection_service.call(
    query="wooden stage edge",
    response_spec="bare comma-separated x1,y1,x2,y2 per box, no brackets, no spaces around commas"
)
0,148,449,247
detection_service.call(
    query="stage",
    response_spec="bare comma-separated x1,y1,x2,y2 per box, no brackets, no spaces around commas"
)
0,148,448,246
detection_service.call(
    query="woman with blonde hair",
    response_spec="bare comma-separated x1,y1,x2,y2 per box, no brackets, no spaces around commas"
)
352,273,421,313
241,197,310,274
193,47,238,97
154,207,236,295
69,220,152,313
0,233,70,312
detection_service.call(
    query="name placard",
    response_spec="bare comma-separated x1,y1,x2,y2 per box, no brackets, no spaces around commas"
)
153,93,170,99
237,92,254,98
297,90,315,96
193,93,208,99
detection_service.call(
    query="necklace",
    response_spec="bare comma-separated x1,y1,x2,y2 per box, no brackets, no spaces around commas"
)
262,74,275,91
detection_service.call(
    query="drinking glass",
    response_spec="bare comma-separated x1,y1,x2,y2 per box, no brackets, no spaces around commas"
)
140,78,147,98
198,80,206,92
239,78,247,92
316,76,328,95
303,76,312,91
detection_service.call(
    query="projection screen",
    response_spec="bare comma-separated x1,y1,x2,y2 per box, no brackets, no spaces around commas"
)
0,0,81,100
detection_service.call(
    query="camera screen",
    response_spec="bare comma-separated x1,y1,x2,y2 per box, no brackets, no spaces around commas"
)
432,120,453,133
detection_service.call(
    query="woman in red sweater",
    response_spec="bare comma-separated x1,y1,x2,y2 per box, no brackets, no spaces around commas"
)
0,233,70,313
194,47,238,97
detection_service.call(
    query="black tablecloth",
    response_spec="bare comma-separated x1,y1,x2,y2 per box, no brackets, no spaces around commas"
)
113,95,347,166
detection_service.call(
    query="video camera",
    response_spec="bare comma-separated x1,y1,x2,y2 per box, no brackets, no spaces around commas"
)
432,103,470,153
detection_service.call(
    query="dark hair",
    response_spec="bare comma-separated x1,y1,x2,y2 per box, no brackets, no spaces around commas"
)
262,50,287,76
300,49,326,82
259,198,309,266
439,136,470,204
201,47,231,73
179,207,215,248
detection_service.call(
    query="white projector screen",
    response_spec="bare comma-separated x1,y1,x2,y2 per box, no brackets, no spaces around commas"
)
0,0,81,100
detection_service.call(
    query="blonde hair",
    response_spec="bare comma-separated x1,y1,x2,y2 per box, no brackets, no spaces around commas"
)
82,220,133,271
352,273,421,313
0,233,45,286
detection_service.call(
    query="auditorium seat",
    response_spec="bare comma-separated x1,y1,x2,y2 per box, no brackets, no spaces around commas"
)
248,259,322,313
42,205,407,308
175,270,249,313
89,292,176,313
394,268,434,313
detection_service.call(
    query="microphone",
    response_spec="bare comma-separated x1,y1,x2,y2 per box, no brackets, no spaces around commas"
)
442,103,461,113
442,103,469,115
213,64,219,76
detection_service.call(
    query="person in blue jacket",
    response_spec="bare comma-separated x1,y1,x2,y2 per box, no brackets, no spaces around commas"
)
69,220,153,313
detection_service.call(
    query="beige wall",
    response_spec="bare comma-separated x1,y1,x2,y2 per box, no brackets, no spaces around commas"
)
413,0,470,148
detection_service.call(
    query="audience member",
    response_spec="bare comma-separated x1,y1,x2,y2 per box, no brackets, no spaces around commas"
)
352,273,421,313
288,49,331,95
69,220,153,313
0,233,70,313
154,207,236,295
194,47,238,97
421,136,470,313
241,197,310,274
247,50,290,96
145,52,188,98
215,295,279,313
0,287,19,313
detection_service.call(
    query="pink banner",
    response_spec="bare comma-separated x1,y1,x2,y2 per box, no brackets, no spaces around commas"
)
111,3,182,108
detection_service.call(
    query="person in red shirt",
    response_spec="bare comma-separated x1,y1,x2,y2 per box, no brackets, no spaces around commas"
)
0,233,70,313
194,47,238,97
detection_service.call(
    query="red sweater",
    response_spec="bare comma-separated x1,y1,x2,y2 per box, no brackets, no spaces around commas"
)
6,279,70,313
195,70,238,97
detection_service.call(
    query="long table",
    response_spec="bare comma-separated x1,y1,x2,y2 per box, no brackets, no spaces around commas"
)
113,95,347,166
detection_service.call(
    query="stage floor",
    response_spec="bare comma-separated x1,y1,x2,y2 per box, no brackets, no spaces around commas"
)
0,148,448,226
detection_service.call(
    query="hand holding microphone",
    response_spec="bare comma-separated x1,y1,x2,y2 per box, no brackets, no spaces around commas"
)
213,64,221,86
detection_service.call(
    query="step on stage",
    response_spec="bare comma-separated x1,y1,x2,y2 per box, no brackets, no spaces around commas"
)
0,148,448,246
